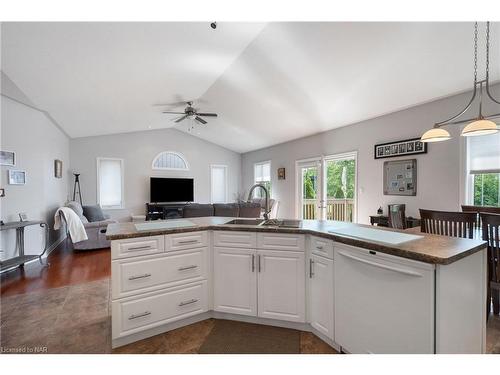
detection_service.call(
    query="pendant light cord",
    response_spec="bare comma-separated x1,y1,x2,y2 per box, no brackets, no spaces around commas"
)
474,21,478,86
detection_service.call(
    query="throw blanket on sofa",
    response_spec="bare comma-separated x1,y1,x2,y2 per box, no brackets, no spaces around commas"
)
54,207,88,243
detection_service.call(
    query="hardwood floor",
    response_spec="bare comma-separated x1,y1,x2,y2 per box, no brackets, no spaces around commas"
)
1,238,110,297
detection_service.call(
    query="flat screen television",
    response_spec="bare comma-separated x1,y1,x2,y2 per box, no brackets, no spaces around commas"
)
150,177,194,203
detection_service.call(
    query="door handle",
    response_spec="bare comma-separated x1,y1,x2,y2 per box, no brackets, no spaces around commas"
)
178,265,198,271
258,254,262,273
338,251,423,277
128,273,152,281
128,311,151,320
309,259,314,278
251,254,255,272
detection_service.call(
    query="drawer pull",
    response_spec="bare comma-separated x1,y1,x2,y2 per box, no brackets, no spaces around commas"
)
128,311,151,320
178,239,199,245
179,298,198,307
309,259,315,278
178,265,198,271
316,245,324,250
128,273,152,280
128,245,151,251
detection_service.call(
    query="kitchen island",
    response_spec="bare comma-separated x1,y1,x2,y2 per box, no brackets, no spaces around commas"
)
107,217,487,353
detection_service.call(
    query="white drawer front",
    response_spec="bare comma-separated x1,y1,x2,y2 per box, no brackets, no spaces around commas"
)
112,248,208,299
310,236,334,259
213,231,257,248
111,235,164,260
257,233,305,251
112,281,208,339
166,231,208,251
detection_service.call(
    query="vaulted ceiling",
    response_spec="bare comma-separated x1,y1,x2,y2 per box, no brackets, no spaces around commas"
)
2,22,499,153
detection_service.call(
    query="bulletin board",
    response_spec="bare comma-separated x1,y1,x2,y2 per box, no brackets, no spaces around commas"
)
383,159,417,196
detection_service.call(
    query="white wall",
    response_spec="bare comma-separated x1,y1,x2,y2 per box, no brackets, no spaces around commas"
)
1,72,70,259
241,84,500,224
70,129,242,221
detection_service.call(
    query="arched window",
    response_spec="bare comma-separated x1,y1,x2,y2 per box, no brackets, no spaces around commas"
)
152,151,189,171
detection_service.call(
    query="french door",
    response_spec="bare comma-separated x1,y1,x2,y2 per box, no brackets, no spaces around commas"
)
296,152,357,222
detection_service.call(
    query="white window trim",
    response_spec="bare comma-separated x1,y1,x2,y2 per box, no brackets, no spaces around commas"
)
210,164,228,204
96,157,125,209
254,160,271,182
151,151,190,171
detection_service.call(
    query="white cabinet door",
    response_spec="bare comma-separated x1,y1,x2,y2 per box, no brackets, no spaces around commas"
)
308,254,334,340
257,250,305,322
213,247,257,316
334,244,435,354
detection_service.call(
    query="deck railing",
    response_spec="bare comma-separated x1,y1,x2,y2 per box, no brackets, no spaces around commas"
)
302,198,355,222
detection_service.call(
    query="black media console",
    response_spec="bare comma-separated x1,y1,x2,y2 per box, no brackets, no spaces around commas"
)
146,203,186,220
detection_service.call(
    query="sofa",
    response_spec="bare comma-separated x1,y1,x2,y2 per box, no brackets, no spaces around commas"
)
64,201,117,250
182,202,261,218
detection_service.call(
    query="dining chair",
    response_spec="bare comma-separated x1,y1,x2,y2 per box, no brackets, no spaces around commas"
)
480,212,500,316
419,209,476,239
462,205,500,228
388,204,406,229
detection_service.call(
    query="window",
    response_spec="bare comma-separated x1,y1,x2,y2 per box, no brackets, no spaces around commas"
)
254,161,271,198
468,133,500,207
97,158,124,209
152,151,189,170
210,165,228,203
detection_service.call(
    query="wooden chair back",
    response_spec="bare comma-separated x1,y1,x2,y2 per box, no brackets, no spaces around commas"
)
388,204,406,229
480,213,500,315
462,205,500,228
419,209,476,239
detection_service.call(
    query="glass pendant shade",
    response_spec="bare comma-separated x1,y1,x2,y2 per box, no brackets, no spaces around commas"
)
461,119,499,137
420,128,451,143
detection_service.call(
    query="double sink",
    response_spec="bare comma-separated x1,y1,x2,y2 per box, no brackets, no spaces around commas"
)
223,218,301,229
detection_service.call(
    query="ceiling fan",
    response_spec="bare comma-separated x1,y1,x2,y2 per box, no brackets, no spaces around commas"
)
162,101,218,125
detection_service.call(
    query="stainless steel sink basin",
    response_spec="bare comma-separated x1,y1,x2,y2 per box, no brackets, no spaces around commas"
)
224,218,265,225
261,219,301,228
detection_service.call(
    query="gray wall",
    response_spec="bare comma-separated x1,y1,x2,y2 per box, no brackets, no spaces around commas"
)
241,84,500,223
1,72,70,259
70,129,242,221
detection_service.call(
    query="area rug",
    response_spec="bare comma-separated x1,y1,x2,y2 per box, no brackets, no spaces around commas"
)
198,319,301,354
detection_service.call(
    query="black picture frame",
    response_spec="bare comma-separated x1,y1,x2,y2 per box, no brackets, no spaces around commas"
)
374,138,427,159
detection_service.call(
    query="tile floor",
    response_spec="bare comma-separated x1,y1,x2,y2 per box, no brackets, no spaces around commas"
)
1,278,499,354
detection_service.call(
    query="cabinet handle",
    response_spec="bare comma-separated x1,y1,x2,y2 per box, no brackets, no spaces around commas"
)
309,259,314,278
128,273,152,280
338,251,423,277
178,239,199,244
128,245,151,251
178,265,198,271
251,254,255,272
258,254,262,272
179,298,198,307
128,311,151,320
316,245,323,250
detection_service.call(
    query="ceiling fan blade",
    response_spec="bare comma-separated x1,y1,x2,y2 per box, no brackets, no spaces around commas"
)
195,116,207,124
162,111,186,114
174,115,189,123
197,113,218,117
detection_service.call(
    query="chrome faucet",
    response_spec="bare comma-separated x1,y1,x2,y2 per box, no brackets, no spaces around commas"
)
247,184,270,220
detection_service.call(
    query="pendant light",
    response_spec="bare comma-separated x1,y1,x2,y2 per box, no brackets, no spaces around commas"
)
421,22,500,143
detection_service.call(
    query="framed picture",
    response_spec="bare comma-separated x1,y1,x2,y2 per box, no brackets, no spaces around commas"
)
8,170,26,185
374,138,427,159
19,212,28,222
277,167,286,180
0,188,4,197
383,159,417,196
54,159,63,178
0,151,15,166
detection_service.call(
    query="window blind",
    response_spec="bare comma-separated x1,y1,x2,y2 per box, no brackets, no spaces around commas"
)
98,158,123,208
211,165,227,203
468,132,500,174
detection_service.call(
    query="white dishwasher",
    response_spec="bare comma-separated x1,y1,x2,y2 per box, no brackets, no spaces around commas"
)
334,244,435,354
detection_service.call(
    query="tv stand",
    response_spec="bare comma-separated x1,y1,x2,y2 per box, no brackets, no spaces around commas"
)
146,203,187,221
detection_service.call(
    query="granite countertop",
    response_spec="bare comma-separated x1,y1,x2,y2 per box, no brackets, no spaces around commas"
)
106,217,487,265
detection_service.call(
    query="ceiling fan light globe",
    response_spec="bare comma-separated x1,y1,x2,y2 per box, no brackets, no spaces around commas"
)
420,128,451,143
461,119,499,137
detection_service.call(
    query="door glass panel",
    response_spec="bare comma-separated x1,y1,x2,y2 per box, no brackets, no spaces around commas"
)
325,158,356,222
302,166,319,219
